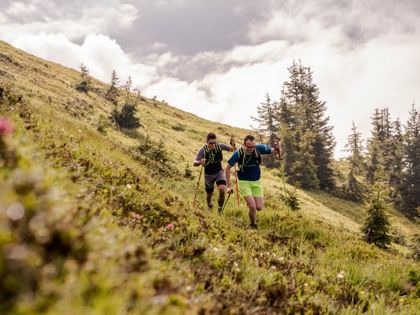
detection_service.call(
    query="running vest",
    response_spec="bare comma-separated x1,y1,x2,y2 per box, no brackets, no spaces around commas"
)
237,147,261,173
203,143,223,174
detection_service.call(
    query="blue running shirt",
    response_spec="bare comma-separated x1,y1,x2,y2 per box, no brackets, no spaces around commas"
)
228,144,272,181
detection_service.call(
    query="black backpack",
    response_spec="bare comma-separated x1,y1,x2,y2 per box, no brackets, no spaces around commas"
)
203,143,223,166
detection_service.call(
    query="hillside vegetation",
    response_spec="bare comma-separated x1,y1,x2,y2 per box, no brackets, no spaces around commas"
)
1,40,419,314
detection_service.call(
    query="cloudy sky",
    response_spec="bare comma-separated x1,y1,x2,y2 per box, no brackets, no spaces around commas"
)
1,0,420,157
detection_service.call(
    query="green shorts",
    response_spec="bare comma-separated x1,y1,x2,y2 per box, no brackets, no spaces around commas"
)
238,179,264,197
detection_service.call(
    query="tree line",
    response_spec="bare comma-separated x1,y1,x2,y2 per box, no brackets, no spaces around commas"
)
253,60,419,220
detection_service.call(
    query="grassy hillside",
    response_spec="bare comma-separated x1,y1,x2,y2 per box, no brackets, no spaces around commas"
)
1,40,419,314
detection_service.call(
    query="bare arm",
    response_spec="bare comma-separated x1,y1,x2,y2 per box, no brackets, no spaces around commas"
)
271,141,282,155
193,148,206,167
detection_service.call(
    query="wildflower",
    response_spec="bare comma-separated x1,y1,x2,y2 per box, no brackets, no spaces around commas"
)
6,202,25,220
0,119,14,136
166,223,174,231
336,271,345,279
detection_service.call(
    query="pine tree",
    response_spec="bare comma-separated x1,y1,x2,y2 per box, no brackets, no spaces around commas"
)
251,93,278,144
344,122,365,201
362,187,391,248
251,93,279,167
366,109,386,184
75,63,91,93
400,105,420,217
114,104,140,129
124,76,132,104
293,131,319,189
387,118,404,203
277,92,299,177
106,70,120,106
277,61,335,190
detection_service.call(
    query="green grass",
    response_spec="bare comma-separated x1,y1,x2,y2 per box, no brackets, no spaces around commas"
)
1,40,419,314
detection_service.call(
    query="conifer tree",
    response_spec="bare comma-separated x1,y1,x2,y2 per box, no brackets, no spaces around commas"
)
400,105,420,217
362,187,391,248
387,118,404,202
106,70,120,129
112,76,140,129
75,63,91,93
277,60,335,190
106,70,120,106
344,122,365,201
366,109,386,184
124,76,132,104
277,93,299,177
292,132,319,189
251,93,279,167
251,93,278,145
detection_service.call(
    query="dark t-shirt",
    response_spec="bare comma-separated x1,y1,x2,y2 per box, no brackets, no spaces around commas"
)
195,143,231,175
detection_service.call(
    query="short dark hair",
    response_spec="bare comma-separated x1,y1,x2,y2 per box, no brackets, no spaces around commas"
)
206,132,217,141
243,135,255,143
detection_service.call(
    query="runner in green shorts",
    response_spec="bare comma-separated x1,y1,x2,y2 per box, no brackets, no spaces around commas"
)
225,135,281,229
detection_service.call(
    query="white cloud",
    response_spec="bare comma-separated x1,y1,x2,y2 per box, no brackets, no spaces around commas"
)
6,1,39,17
0,1,139,42
9,33,159,90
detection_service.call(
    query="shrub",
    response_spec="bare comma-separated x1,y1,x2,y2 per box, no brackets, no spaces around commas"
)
184,163,193,179
137,136,170,165
114,104,140,129
75,80,90,93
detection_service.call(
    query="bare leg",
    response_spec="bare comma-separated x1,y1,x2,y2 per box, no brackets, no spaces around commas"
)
206,192,213,208
255,197,264,211
217,184,226,208
244,196,257,225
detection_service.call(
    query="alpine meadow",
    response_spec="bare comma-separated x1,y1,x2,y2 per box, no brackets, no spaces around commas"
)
1,40,420,315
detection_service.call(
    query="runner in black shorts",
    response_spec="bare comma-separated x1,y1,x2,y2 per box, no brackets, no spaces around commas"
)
193,132,233,212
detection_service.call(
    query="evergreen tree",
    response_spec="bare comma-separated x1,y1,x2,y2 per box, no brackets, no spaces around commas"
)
388,118,404,203
106,70,121,129
124,76,133,104
115,103,140,129
365,109,386,184
292,132,319,189
277,60,335,190
344,122,365,201
251,93,279,167
251,93,278,145
277,92,299,177
400,105,420,217
80,63,89,78
106,70,120,106
362,188,391,248
75,63,91,93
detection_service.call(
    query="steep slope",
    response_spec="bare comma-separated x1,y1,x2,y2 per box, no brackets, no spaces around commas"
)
1,41,419,314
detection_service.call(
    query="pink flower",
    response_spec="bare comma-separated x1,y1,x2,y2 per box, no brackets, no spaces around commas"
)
0,119,14,136
166,223,174,231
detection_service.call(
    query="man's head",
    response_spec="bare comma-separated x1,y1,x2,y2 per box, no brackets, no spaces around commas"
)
206,132,217,147
243,135,256,154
